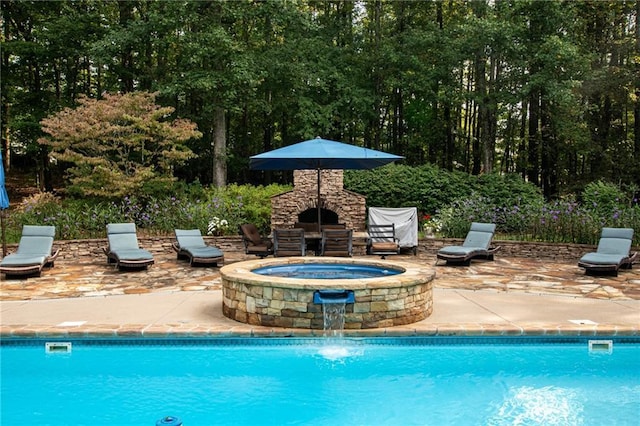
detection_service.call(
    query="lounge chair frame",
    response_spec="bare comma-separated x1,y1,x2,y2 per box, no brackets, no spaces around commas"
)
436,222,500,265
578,227,636,276
0,225,60,277
172,229,224,266
320,229,353,257
104,223,155,270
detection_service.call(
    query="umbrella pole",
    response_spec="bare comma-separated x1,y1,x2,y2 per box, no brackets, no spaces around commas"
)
317,168,322,230
1,210,6,258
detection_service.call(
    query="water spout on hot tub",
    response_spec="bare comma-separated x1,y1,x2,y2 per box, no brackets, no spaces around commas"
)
313,289,354,338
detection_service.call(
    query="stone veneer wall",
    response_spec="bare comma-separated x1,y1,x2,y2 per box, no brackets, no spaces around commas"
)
270,170,366,231
7,235,636,262
222,279,433,329
220,257,435,329
420,238,639,261
33,236,246,261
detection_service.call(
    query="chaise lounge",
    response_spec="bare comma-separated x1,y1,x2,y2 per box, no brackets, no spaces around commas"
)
172,229,224,266
0,225,60,277
104,223,155,270
436,222,500,265
578,227,636,276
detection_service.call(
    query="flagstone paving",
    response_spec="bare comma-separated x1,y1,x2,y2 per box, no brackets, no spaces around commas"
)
1,251,638,302
1,250,638,338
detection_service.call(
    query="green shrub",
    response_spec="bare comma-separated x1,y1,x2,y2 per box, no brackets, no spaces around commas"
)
6,183,290,242
5,168,637,247
581,181,627,216
345,163,474,214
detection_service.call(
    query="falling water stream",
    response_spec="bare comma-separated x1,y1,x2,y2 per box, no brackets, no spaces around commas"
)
322,302,347,338
318,301,356,360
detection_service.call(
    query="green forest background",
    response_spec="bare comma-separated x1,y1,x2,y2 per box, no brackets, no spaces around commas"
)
2,0,638,195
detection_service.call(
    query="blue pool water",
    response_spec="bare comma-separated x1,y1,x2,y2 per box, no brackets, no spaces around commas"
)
252,263,401,279
1,338,638,425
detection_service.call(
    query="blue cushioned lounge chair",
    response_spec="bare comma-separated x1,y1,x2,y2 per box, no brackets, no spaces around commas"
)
436,222,500,265
578,228,636,276
172,229,224,266
0,225,59,276
104,223,154,270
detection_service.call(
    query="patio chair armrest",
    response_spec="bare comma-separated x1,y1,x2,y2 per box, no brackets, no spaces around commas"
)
487,245,501,254
171,242,181,253
49,248,60,261
45,248,61,267
630,252,638,264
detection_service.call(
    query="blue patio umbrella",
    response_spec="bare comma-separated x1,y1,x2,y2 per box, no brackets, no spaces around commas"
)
250,137,403,226
0,150,9,257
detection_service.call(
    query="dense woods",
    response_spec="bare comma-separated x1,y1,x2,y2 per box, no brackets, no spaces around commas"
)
1,0,639,199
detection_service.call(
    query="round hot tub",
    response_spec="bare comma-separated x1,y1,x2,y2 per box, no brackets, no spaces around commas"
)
220,257,435,330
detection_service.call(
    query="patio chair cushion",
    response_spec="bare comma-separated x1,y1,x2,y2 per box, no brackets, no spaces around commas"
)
437,246,479,256
184,246,224,258
461,222,496,249
106,223,142,251
578,253,626,265
370,241,399,252
0,254,48,267
241,224,263,246
111,248,154,261
595,227,632,255
175,229,209,249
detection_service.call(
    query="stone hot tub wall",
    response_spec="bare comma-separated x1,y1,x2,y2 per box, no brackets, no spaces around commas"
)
220,257,435,329
270,169,366,231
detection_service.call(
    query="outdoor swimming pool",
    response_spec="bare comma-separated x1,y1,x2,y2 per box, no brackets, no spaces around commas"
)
1,337,638,425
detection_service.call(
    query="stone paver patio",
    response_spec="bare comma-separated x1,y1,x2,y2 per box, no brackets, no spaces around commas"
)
1,251,638,301
1,250,638,338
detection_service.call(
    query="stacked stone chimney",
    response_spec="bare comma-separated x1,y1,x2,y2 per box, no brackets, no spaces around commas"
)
270,170,366,231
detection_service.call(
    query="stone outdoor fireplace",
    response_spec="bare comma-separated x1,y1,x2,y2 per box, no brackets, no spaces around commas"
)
271,170,366,231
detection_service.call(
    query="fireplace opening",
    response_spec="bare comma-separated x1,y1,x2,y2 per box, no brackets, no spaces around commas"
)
297,208,339,226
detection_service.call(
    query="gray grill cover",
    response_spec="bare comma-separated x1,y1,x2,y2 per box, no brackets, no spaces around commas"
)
368,207,418,249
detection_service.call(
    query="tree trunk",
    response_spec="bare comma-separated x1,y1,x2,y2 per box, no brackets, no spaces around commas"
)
1,19,10,171
527,90,540,186
118,1,135,92
634,0,639,182
517,99,528,179
472,0,493,174
212,106,227,187
540,97,557,199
